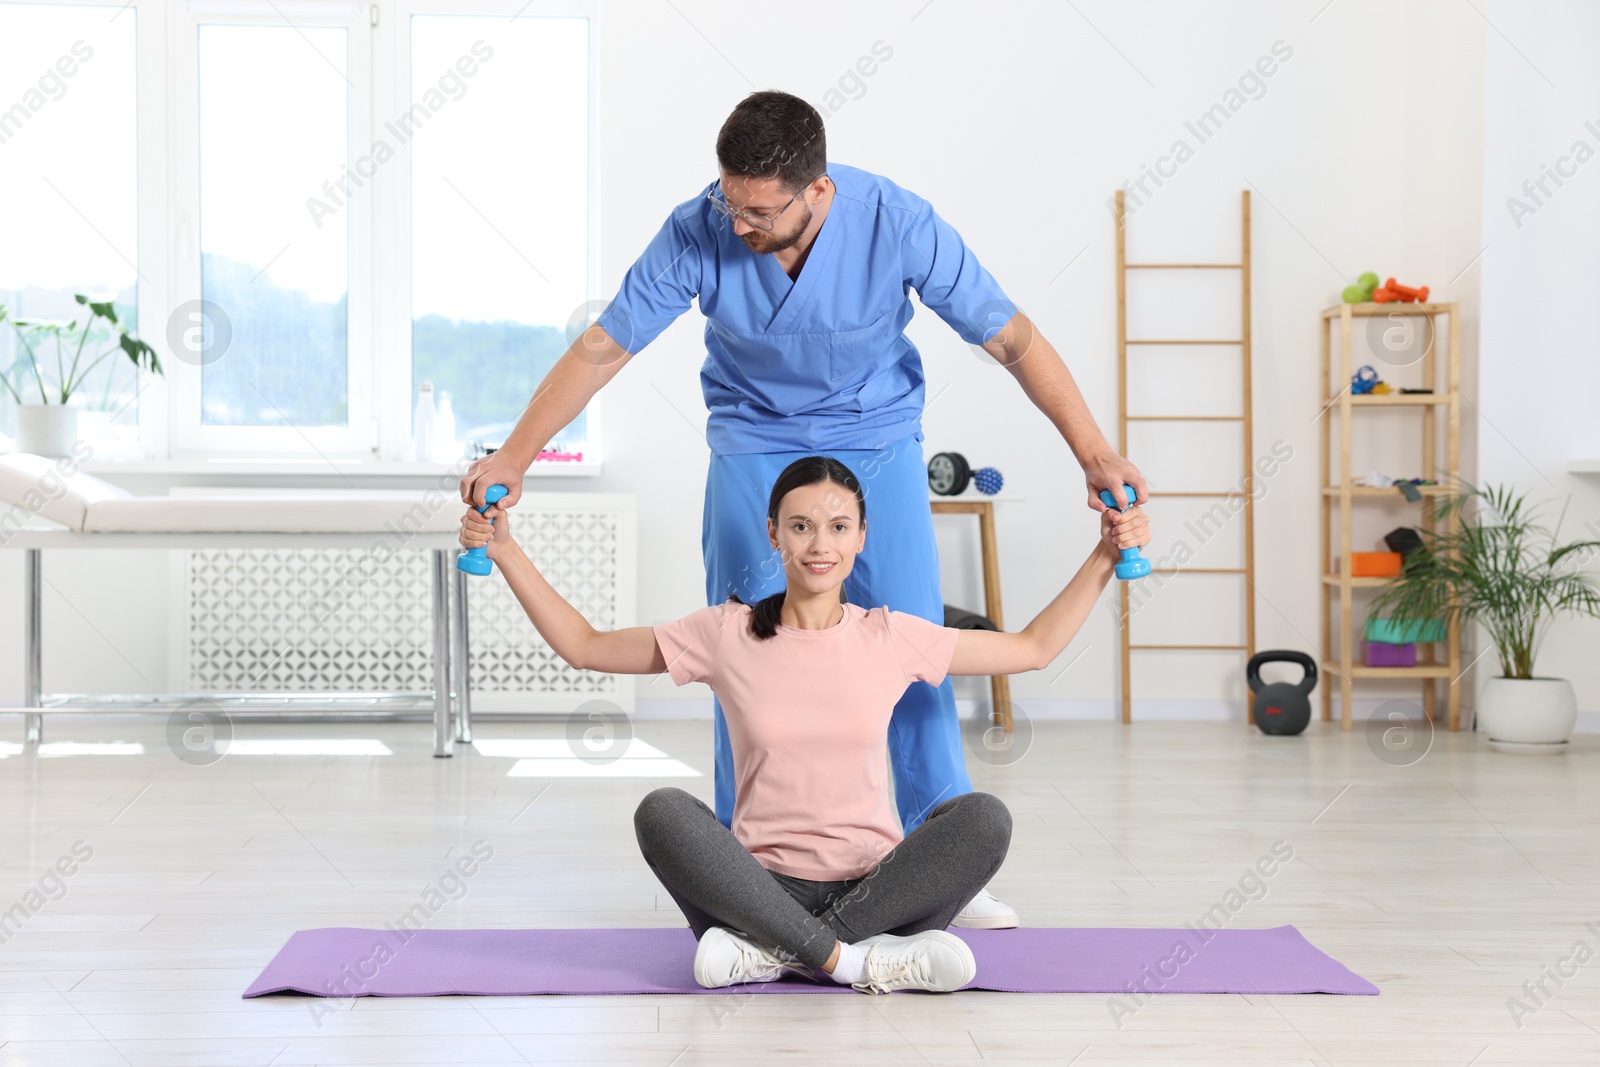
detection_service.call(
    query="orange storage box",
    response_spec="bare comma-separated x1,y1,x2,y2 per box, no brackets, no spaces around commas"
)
1349,552,1403,577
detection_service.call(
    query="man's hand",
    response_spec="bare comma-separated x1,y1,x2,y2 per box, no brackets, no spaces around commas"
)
460,453,528,511
459,502,513,561
1083,448,1149,513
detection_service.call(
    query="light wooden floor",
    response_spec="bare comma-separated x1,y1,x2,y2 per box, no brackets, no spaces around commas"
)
1,715,1597,1065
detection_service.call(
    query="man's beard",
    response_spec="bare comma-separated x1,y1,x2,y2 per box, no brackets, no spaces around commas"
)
740,203,812,255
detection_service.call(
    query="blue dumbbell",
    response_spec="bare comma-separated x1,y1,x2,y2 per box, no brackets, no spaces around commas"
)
1097,484,1151,580
457,484,509,575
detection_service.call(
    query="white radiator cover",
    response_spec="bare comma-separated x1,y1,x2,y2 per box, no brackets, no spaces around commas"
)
176,493,637,712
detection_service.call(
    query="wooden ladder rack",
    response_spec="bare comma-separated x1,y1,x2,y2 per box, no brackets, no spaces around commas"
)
1113,189,1257,724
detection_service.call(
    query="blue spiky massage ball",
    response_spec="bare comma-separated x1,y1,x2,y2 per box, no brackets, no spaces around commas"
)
974,467,1004,495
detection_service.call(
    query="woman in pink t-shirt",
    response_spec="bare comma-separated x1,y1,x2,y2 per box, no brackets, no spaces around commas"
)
460,455,1148,994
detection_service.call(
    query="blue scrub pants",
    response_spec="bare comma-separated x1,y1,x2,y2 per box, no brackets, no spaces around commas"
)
702,429,973,834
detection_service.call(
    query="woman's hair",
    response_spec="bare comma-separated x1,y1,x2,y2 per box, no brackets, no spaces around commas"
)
727,455,866,641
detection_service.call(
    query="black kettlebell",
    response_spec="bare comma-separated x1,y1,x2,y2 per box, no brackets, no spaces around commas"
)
1246,651,1317,735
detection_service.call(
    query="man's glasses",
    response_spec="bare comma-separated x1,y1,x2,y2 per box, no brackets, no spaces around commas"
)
706,174,826,231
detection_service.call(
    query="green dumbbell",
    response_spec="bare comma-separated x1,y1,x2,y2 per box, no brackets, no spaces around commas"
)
1342,271,1380,304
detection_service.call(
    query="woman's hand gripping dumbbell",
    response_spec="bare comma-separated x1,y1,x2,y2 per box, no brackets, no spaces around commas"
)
1097,484,1152,579
457,484,510,575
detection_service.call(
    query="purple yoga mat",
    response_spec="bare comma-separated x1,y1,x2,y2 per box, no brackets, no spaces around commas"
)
244,926,1377,997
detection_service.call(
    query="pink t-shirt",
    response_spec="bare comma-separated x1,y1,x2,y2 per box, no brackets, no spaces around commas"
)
652,601,959,881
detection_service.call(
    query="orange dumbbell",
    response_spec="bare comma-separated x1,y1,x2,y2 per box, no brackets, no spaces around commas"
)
1381,278,1430,303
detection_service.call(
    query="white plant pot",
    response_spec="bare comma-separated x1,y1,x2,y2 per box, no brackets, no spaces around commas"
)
1477,676,1577,753
13,404,78,458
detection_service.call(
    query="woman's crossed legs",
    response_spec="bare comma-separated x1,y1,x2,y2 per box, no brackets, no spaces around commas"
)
633,787,1012,991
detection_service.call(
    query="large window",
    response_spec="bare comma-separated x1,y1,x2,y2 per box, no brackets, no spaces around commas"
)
0,2,139,449
410,14,590,456
2,0,596,463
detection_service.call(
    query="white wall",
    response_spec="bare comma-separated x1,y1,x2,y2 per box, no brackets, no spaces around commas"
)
4,1,1500,723
597,0,1486,716
1478,0,1600,711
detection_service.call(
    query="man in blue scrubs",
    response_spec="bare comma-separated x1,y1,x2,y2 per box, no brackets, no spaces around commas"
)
463,91,1146,928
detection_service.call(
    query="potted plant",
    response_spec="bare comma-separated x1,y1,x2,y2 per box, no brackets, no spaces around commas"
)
1369,483,1600,752
1,294,161,457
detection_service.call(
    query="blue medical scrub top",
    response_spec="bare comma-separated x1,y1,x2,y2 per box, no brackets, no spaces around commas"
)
595,162,1017,456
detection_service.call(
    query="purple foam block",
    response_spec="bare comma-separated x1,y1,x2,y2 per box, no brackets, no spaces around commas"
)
244,926,1379,998
1364,640,1417,667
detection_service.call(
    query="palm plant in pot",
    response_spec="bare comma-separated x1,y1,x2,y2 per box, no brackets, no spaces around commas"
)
1,295,161,457
1369,483,1600,752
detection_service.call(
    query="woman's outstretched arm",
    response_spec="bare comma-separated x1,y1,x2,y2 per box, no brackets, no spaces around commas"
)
946,505,1149,676
460,504,667,675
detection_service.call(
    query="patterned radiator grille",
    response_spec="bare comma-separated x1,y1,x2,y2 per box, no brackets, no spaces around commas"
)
182,502,631,704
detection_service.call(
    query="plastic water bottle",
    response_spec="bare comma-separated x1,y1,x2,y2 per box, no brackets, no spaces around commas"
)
412,381,436,462
434,390,457,462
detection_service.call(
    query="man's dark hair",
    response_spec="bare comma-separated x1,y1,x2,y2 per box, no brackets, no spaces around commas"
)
715,91,826,193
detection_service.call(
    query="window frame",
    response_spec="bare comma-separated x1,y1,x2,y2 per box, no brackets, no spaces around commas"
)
168,0,373,456
382,0,602,464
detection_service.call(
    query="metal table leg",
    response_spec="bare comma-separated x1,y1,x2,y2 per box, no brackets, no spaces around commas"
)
431,549,453,758
24,548,42,745
451,566,473,744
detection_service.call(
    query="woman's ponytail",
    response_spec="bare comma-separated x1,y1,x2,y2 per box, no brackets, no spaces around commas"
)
724,589,786,640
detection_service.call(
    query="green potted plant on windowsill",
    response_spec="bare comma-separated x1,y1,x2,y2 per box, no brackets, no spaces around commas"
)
1369,483,1600,753
1,295,161,457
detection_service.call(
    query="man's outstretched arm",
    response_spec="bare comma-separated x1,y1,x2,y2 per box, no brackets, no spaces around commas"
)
460,206,701,509
980,310,1148,512
458,326,633,509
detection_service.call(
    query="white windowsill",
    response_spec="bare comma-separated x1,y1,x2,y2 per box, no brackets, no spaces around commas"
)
76,457,601,477
2,437,599,478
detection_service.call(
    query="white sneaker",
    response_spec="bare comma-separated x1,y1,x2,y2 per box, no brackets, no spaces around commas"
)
692,926,807,989
852,930,976,994
950,887,1020,929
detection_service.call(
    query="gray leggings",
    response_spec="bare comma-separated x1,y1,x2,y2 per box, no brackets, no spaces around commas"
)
634,787,1012,970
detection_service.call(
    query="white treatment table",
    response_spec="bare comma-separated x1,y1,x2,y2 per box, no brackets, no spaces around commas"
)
1,453,480,756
